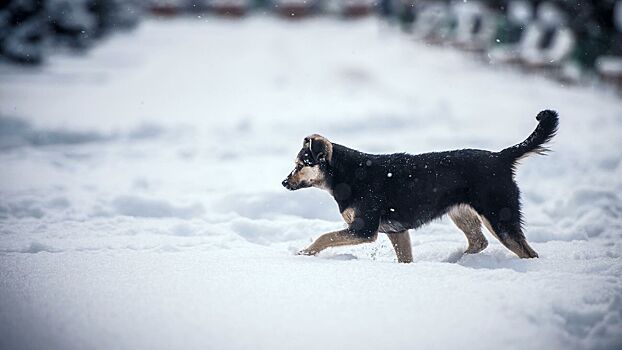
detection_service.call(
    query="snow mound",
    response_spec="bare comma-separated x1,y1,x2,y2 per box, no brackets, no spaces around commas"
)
0,116,165,149
111,195,204,219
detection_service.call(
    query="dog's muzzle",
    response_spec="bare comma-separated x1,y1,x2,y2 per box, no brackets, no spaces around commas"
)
282,178,293,190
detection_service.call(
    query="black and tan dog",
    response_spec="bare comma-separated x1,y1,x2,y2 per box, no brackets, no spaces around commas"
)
282,110,559,263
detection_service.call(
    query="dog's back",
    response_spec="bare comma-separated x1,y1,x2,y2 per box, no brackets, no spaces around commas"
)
332,111,559,256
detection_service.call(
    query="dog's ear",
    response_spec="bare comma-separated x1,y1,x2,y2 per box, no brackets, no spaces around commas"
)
303,134,333,164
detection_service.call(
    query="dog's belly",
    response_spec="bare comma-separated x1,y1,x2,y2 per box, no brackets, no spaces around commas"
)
379,219,411,233
378,205,447,233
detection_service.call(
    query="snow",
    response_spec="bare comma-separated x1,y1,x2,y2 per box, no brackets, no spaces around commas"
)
507,0,533,24
1,15,622,350
597,56,622,76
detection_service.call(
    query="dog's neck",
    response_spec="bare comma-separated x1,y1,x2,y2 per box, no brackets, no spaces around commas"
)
318,143,368,198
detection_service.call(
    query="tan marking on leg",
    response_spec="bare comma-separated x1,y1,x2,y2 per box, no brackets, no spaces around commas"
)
480,215,538,259
386,231,413,263
341,207,355,224
516,239,539,258
298,229,376,256
504,238,538,258
480,215,501,242
448,204,488,254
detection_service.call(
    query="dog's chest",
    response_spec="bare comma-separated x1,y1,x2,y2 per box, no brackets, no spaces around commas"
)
341,207,410,233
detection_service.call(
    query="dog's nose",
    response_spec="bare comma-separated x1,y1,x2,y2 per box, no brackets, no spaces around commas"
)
282,179,289,188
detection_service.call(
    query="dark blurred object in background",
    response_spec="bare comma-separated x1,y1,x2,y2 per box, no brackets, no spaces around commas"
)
273,0,316,18
392,0,621,90
1,0,621,92
0,0,141,65
1,0,46,64
594,0,622,88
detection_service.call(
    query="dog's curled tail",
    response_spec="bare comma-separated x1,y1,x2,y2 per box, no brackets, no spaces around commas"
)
499,110,559,165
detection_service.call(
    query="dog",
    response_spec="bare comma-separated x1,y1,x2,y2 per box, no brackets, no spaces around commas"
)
282,110,559,263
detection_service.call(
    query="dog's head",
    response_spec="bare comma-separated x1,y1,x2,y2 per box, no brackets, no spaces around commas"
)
282,134,333,191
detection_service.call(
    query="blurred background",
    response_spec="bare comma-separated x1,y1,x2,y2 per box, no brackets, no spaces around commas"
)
1,0,621,90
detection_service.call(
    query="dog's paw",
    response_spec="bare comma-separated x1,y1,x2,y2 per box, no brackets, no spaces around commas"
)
297,249,317,256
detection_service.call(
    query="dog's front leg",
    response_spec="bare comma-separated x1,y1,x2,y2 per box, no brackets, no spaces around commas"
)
298,205,380,256
297,229,377,256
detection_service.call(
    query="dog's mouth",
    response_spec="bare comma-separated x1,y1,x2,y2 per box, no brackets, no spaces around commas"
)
282,179,296,191
282,178,311,191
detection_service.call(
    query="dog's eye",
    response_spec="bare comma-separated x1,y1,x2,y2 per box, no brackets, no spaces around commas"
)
302,158,314,166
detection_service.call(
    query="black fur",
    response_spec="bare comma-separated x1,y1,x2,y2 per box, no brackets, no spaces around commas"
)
283,110,559,258
499,110,559,166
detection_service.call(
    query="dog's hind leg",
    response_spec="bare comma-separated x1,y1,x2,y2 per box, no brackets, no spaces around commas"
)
386,231,413,263
448,204,488,254
475,187,538,259
480,215,538,258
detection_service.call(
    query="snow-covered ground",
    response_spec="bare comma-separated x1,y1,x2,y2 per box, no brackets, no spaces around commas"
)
1,15,621,350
